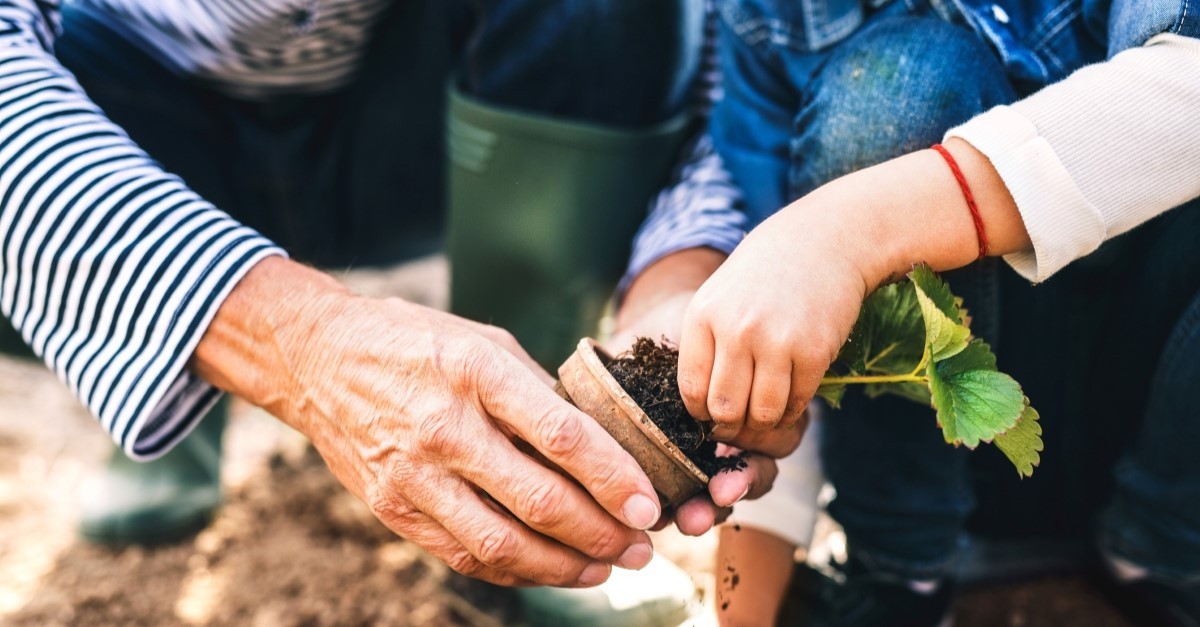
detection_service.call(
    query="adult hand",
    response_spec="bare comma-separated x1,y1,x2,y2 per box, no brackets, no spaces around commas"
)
194,258,662,587
613,248,802,536
678,138,1031,439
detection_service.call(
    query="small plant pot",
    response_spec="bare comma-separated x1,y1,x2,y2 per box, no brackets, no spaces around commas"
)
556,338,709,507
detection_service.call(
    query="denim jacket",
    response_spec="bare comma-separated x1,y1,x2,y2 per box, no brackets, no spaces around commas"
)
721,0,1200,88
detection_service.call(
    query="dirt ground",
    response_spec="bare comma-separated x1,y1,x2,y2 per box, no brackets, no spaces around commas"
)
0,256,1139,626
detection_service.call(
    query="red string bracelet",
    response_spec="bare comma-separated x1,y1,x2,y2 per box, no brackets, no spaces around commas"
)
930,143,989,261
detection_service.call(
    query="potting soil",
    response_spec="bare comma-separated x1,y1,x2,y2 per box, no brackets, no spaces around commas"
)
606,337,747,477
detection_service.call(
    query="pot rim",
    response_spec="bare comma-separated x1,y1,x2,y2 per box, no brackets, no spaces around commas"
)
575,338,710,486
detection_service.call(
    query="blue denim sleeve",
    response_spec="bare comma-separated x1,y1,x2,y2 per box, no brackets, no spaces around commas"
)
1103,0,1200,56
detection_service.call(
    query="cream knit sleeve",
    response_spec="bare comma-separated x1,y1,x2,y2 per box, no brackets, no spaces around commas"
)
946,34,1200,283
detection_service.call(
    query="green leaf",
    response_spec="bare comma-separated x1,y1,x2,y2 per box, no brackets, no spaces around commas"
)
850,282,926,375
865,381,930,405
827,281,929,405
928,340,1024,448
909,264,964,323
994,403,1043,478
911,266,971,362
815,381,846,408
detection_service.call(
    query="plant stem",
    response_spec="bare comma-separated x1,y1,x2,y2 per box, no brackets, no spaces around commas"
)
820,373,928,385
862,342,899,371
908,347,930,377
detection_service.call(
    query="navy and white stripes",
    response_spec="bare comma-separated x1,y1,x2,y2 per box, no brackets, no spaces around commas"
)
0,0,282,459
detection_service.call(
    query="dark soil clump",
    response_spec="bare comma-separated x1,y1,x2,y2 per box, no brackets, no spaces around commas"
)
606,337,747,477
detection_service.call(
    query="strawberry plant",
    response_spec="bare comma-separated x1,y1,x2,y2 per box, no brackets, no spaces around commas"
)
816,264,1043,477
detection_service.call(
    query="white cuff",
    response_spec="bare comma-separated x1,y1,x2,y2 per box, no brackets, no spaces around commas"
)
946,34,1200,283
945,106,1105,283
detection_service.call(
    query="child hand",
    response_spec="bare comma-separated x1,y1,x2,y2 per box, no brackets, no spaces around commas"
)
678,199,877,439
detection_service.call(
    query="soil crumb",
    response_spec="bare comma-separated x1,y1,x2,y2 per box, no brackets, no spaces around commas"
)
606,337,748,477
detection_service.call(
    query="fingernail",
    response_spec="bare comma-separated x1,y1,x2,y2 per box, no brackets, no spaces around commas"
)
578,562,611,586
616,542,654,570
622,494,661,530
715,484,750,508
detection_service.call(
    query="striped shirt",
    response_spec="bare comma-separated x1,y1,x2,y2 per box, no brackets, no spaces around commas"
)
0,0,744,458
0,0,284,459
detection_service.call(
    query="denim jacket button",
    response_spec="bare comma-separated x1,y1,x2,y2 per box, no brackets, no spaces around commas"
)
990,4,1010,24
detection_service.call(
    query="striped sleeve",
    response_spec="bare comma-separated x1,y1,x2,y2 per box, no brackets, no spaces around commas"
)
617,133,745,298
0,0,284,460
617,0,745,298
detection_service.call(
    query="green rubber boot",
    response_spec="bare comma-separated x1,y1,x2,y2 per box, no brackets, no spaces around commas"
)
446,86,692,368
448,88,699,626
79,399,228,545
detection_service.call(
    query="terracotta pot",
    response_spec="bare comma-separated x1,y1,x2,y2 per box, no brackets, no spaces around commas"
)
555,338,709,507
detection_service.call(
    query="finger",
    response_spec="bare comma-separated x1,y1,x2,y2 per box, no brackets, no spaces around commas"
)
678,307,716,422
746,351,792,431
708,454,779,507
467,321,557,387
479,358,662,531
459,433,654,570
777,362,816,427
413,475,612,588
705,340,754,439
672,495,731,536
372,499,536,587
782,358,819,428
723,422,803,458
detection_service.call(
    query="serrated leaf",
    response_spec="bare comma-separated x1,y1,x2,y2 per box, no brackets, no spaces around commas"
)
994,403,1043,478
913,284,970,362
936,336,997,374
909,264,962,322
816,381,846,408
928,340,1024,448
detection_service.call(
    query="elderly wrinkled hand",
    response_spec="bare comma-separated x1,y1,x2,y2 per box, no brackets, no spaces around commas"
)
194,257,662,587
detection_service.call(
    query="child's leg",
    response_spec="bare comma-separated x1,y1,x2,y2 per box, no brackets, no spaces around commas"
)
717,413,825,625
713,6,1016,581
715,525,798,627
